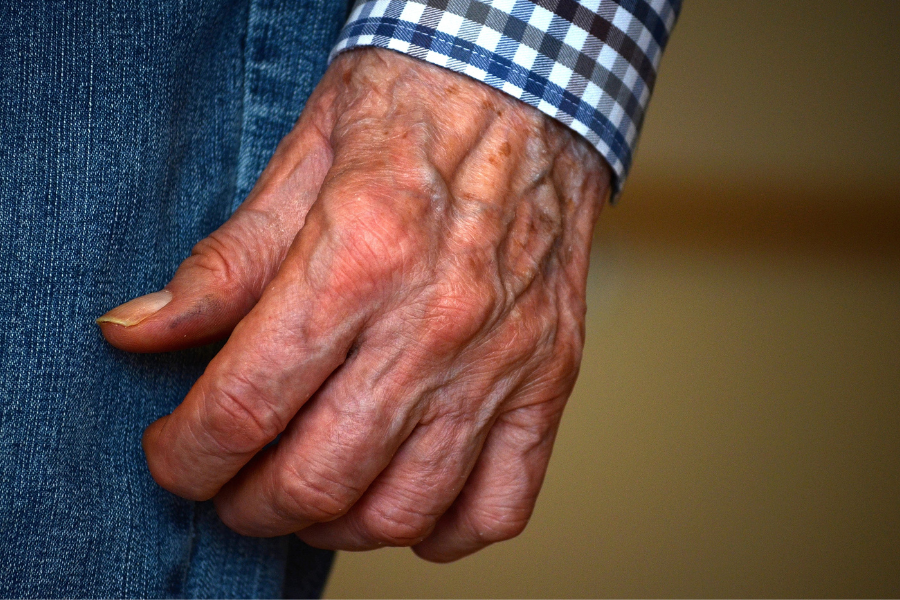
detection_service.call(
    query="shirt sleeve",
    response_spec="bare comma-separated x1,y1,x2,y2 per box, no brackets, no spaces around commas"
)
330,0,682,195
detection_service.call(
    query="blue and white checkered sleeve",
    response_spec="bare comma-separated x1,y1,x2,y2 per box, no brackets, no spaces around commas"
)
330,0,681,194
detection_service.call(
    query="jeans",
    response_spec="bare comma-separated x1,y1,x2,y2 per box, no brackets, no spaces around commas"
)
0,0,349,596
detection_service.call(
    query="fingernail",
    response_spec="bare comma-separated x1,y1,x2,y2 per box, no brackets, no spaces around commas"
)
96,290,173,327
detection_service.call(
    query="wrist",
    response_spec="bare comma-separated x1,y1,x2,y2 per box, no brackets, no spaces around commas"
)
315,48,609,210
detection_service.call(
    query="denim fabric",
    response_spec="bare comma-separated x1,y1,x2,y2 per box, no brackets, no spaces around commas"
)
0,0,348,597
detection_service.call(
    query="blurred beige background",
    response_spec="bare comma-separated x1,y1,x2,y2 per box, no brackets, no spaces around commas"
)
324,1,900,596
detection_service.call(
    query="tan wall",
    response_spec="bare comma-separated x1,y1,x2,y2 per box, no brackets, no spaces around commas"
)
633,0,900,201
324,1,900,596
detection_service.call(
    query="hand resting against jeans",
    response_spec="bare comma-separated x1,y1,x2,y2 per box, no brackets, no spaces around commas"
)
98,47,610,562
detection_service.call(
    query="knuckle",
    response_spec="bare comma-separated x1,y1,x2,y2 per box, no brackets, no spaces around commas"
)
422,279,499,351
274,463,362,523
362,501,438,546
182,216,274,297
187,232,240,285
201,376,285,456
328,202,420,285
467,505,530,543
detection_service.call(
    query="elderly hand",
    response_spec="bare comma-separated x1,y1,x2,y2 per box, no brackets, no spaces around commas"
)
98,47,610,562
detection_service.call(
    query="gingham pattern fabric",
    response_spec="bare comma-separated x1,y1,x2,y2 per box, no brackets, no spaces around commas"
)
331,0,681,194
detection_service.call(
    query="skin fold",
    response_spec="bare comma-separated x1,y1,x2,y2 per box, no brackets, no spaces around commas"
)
98,47,611,563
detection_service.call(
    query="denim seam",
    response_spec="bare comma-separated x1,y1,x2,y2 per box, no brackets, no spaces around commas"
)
230,0,258,215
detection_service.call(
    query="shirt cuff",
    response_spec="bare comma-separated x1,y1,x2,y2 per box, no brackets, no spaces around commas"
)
330,0,680,196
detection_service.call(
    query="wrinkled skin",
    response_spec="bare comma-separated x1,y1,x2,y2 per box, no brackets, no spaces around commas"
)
99,48,610,562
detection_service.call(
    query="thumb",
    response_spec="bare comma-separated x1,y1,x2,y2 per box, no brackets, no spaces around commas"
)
98,208,287,353
98,130,332,353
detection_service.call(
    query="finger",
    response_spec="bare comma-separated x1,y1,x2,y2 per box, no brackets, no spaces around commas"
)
142,126,444,502
411,404,561,563
97,125,332,353
212,238,517,538
140,202,382,500
292,408,494,551
212,336,433,537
